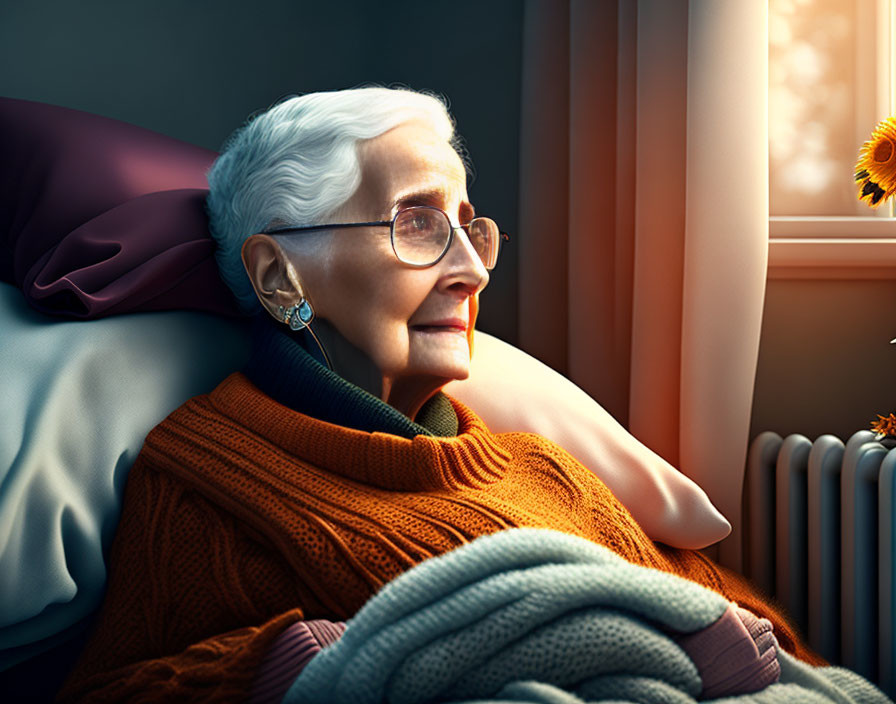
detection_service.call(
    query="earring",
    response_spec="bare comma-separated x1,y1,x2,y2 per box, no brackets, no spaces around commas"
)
281,297,333,370
283,297,314,331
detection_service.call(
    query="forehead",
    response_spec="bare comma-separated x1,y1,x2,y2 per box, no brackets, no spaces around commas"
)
355,122,468,214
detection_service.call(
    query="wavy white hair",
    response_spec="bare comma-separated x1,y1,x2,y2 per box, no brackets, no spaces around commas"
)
206,86,466,314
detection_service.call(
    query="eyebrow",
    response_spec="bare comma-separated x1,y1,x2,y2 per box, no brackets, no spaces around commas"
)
391,188,476,222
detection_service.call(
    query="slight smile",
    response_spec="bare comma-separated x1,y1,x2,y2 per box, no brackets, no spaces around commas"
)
411,325,467,334
410,317,468,335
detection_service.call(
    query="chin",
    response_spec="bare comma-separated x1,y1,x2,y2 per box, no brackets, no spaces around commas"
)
429,355,471,381
412,361,470,384
407,342,470,380
445,364,471,381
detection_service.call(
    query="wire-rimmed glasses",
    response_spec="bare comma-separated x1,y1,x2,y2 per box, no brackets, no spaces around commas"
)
264,205,510,270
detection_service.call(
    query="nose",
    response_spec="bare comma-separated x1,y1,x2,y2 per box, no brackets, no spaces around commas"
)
441,222,490,294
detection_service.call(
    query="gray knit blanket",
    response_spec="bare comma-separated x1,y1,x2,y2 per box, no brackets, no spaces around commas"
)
283,528,892,703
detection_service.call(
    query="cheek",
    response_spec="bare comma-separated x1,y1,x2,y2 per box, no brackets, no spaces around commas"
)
367,277,434,364
322,257,434,369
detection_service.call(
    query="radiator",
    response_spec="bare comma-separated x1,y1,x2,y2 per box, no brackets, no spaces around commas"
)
745,430,896,697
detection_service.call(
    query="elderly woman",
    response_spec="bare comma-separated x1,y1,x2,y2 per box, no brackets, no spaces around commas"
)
58,87,821,703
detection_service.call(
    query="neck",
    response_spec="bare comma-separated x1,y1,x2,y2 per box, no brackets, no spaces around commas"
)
308,318,442,420
381,374,450,422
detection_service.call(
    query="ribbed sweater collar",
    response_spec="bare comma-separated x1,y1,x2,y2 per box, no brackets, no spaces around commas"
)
242,314,458,439
207,372,514,492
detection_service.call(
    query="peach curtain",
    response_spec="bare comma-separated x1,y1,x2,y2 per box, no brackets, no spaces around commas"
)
517,0,768,569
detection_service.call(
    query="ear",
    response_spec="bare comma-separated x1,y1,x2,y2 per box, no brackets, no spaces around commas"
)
241,234,303,320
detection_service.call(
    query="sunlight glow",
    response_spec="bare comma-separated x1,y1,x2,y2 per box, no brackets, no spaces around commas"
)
769,0,875,215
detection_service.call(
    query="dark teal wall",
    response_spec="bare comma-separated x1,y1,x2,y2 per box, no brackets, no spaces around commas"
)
0,0,523,344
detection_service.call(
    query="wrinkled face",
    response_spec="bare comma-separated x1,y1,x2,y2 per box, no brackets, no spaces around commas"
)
295,122,490,388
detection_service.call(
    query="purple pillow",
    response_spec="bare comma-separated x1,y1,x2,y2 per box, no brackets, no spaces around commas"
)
0,97,241,318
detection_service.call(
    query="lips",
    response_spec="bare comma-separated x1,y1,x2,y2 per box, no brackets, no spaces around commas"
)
411,318,468,333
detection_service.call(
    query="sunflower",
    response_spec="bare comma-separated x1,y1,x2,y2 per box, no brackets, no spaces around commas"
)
871,412,896,440
855,116,896,208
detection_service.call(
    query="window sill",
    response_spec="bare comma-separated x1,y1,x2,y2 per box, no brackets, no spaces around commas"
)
768,217,896,279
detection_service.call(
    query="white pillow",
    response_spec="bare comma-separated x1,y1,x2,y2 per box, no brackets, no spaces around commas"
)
444,331,731,550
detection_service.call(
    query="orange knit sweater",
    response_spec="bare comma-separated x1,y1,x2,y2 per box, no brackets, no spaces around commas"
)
58,373,824,702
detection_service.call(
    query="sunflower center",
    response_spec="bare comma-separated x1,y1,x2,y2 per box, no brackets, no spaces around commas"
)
873,138,894,163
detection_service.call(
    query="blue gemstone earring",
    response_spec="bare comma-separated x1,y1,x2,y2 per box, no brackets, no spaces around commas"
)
283,297,314,331
278,296,333,371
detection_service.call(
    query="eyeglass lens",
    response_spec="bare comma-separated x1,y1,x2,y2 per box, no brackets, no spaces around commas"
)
392,208,500,269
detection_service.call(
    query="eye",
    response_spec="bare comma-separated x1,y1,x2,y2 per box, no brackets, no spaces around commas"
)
468,227,485,247
466,220,488,249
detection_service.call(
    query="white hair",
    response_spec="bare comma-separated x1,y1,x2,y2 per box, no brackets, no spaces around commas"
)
206,86,466,314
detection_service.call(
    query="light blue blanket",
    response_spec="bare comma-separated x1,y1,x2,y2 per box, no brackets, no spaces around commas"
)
284,528,892,704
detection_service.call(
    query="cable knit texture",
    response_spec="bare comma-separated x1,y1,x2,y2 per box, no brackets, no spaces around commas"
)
57,371,824,702
257,606,785,702
282,529,881,704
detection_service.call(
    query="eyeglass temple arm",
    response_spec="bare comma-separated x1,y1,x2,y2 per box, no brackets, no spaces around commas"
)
264,221,391,236
266,221,510,243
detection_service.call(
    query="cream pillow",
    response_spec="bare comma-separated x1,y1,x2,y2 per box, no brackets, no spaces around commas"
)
445,331,731,549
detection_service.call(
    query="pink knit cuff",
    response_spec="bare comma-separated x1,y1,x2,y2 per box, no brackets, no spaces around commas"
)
250,619,346,704
674,602,781,699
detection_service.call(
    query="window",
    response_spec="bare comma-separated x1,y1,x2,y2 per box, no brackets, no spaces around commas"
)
768,0,896,277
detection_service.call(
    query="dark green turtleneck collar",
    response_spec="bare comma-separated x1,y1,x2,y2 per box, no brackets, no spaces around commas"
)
242,314,458,439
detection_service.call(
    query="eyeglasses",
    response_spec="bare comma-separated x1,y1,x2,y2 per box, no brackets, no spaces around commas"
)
264,205,510,270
